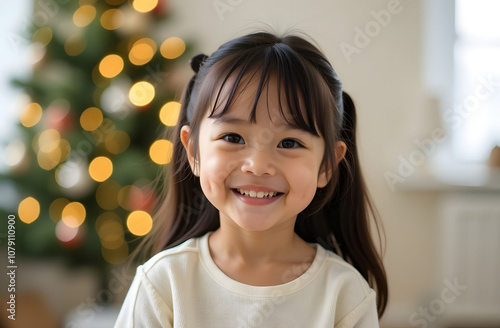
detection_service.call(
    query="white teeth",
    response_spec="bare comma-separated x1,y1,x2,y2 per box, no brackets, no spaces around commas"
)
236,189,278,198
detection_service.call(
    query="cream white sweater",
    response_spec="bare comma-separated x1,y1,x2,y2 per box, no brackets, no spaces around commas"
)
114,232,379,328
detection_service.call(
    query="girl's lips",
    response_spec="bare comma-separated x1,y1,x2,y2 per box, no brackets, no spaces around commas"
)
231,189,283,206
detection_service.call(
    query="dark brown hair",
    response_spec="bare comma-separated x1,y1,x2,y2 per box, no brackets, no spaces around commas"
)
137,32,387,316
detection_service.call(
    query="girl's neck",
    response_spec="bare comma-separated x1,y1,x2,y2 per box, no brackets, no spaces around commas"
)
208,221,314,265
207,223,316,286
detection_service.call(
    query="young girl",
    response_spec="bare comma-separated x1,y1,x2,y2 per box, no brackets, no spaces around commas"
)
115,32,387,327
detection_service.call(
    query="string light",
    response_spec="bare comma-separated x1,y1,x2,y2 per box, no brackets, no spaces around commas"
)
62,202,86,227
129,38,157,66
89,156,113,182
101,242,128,264
80,107,104,131
132,0,158,13
159,101,181,126
126,210,153,236
4,140,27,168
128,81,155,107
100,9,124,30
73,5,96,27
20,103,42,127
32,27,52,46
49,198,70,222
55,220,80,242
105,130,130,154
37,146,61,170
18,197,40,224
96,180,120,210
38,129,60,153
99,54,124,78
98,218,124,249
65,34,86,56
160,37,185,59
118,185,139,210
105,0,126,5
149,139,173,164
59,139,71,162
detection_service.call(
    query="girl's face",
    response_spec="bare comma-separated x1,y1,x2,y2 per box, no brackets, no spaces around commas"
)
181,75,331,233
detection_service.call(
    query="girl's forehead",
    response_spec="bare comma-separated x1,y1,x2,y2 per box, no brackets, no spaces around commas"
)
209,72,304,127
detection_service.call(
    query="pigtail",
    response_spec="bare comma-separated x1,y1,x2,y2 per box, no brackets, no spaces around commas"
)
329,91,388,316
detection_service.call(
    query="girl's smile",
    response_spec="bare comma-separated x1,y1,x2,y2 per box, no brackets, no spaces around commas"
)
231,186,284,206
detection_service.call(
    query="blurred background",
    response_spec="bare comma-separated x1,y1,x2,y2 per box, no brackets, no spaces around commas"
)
0,0,499,327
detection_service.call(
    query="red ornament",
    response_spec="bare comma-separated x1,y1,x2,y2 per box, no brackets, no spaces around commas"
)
45,100,74,134
128,186,155,212
151,0,168,16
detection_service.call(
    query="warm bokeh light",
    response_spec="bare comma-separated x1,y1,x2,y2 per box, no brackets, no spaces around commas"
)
37,146,61,170
38,129,61,153
160,37,185,59
89,156,113,182
65,34,86,56
159,101,181,126
49,198,70,222
128,81,155,107
100,8,124,30
96,212,120,231
129,38,157,66
149,139,173,164
80,107,104,131
32,27,52,46
105,0,126,5
117,185,140,210
20,102,43,127
59,139,71,162
99,54,124,78
55,220,80,243
98,217,124,249
101,242,128,264
18,197,40,224
73,5,96,27
132,0,158,13
62,202,86,227
96,180,120,210
105,130,130,154
4,140,26,168
126,210,153,236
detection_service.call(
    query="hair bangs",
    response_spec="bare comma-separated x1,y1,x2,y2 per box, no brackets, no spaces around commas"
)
202,44,335,137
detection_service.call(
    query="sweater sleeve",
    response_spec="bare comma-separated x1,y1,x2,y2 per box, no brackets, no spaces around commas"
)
335,290,379,328
114,266,174,328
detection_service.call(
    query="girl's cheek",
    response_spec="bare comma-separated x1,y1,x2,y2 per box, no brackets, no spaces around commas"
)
200,154,234,195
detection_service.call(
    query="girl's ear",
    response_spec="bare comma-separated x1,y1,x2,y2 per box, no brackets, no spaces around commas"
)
317,141,347,188
180,125,199,176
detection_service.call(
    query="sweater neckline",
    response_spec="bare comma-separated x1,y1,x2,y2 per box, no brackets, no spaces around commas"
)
198,231,327,297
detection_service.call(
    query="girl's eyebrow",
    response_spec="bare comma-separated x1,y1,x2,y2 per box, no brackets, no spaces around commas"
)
211,115,248,126
211,114,308,132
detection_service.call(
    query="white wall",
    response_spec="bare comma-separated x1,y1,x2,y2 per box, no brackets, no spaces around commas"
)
161,0,440,326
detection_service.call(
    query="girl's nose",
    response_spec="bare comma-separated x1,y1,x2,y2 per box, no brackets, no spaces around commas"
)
240,148,276,176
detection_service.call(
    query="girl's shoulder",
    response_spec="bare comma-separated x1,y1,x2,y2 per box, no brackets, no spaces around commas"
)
316,244,373,296
140,233,208,275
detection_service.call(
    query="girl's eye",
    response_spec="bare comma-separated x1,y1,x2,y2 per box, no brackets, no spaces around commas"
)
278,138,302,149
222,134,244,144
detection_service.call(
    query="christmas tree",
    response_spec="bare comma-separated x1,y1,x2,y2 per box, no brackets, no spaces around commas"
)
1,0,191,270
